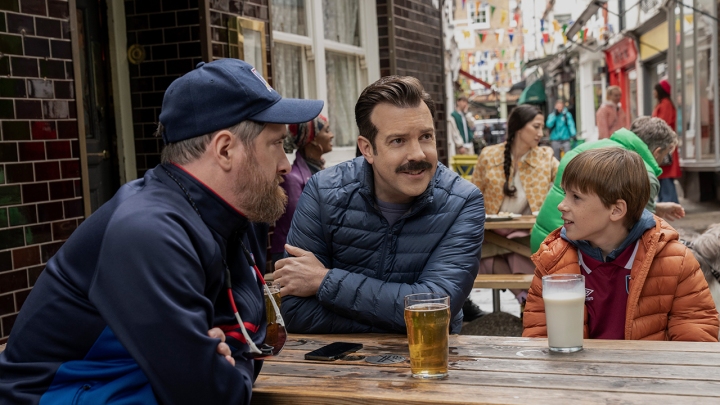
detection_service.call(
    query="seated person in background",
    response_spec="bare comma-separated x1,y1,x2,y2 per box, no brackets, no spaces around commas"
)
524,148,718,341
270,114,334,267
531,116,685,253
472,105,559,306
273,76,485,334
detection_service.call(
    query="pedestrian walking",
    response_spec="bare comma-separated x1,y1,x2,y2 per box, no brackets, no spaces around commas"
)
546,100,577,160
596,86,628,139
652,79,681,203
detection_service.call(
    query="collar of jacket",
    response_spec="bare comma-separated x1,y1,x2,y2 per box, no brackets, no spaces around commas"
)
609,129,663,177
561,209,656,262
158,163,249,240
489,142,544,170
533,214,677,272
358,157,436,217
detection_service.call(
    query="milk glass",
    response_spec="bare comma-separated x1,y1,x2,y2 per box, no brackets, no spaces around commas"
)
542,274,585,353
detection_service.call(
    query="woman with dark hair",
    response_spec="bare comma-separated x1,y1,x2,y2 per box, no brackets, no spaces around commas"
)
652,79,681,203
472,104,559,305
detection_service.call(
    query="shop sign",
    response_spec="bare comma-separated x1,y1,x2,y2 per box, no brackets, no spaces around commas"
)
605,37,637,71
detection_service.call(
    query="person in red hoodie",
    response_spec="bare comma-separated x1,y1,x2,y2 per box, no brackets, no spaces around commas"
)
652,79,681,203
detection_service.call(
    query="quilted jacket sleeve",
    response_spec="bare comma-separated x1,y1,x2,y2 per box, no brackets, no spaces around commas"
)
282,175,485,334
667,245,719,341
522,260,549,338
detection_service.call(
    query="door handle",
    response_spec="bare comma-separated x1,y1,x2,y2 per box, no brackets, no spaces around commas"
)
87,150,110,160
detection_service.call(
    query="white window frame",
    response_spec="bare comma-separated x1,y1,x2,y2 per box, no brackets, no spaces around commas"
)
271,0,380,162
467,2,489,29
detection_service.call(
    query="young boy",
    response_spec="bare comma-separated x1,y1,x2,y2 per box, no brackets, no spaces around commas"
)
523,148,718,341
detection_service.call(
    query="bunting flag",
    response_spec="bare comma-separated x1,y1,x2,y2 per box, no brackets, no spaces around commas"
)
463,30,471,38
579,29,585,42
501,10,507,24
543,32,550,43
484,51,489,59
494,31,500,42
684,14,694,24
562,24,568,34
496,29,504,44
490,5,496,18
501,49,505,58
522,28,529,34
540,19,545,31
475,1,480,11
478,32,484,43
514,13,521,26
509,61,515,69
583,28,588,41
563,34,568,44
508,32,514,43
552,20,560,32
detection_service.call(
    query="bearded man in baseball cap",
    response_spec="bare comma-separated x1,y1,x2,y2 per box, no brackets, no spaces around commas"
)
0,59,323,405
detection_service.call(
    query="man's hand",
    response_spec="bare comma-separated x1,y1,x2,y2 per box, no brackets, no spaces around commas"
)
274,244,329,297
655,202,686,221
208,327,235,366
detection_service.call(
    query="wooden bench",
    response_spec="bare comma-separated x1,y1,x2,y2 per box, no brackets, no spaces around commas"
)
474,274,533,313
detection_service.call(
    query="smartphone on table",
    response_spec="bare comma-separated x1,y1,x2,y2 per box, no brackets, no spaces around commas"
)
304,342,363,361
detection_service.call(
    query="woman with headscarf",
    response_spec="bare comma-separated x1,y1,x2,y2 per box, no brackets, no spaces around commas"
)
652,79,680,203
270,114,334,266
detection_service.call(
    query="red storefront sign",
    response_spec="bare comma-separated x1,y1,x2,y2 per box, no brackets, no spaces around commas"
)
605,37,637,71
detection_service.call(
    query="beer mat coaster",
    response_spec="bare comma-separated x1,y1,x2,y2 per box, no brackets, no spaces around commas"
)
284,339,308,347
339,355,366,361
365,354,406,364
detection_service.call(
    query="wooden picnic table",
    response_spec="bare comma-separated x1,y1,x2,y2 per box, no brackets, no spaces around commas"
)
482,215,536,259
252,333,720,405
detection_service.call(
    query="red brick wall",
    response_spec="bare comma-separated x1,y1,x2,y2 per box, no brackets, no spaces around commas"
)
376,0,448,164
0,0,80,344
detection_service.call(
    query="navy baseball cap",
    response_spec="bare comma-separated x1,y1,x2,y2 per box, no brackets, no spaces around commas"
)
158,59,324,144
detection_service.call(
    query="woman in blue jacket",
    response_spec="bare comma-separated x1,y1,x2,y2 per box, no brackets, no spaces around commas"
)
546,99,577,160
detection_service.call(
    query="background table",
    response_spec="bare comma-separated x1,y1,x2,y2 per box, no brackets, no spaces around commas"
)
483,215,536,258
252,334,720,405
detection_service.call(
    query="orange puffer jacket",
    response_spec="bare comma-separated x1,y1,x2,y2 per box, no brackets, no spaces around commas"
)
523,217,719,341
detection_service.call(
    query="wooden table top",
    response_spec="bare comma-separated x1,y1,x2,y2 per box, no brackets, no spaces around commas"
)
474,274,534,289
484,215,536,230
251,334,720,405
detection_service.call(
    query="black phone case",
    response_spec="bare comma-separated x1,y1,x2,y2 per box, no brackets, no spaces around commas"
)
304,342,363,361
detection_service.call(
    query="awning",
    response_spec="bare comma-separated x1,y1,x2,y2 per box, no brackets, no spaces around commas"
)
509,79,526,93
523,55,555,70
518,80,546,104
458,69,492,89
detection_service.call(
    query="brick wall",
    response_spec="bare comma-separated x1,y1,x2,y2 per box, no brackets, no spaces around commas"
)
0,0,80,344
126,0,271,178
208,0,272,84
376,0,448,164
125,0,203,177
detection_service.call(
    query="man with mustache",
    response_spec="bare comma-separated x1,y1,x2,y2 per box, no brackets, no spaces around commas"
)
0,59,323,404
274,76,485,334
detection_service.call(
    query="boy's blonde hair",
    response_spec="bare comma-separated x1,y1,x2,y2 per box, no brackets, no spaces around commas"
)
562,148,649,228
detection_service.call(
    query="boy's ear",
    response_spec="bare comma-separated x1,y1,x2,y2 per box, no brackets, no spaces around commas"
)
610,199,628,223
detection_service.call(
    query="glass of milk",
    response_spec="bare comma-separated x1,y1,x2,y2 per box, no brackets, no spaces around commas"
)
542,274,585,353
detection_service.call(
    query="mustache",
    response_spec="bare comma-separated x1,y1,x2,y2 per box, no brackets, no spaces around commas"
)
396,160,433,173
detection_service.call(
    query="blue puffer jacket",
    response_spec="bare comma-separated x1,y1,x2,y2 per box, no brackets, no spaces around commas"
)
282,157,485,334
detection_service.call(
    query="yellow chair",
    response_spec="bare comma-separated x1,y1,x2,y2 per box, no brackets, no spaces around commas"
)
450,154,478,181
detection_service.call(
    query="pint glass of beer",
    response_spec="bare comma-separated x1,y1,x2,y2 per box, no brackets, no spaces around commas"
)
542,274,585,353
404,293,450,379
264,284,282,347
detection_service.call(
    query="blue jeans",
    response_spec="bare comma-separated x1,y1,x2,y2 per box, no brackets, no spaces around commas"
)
658,178,679,203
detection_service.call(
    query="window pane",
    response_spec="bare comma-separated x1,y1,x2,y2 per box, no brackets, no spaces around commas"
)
326,51,359,147
273,43,303,99
696,0,716,160
271,0,307,36
682,4,696,159
323,0,360,45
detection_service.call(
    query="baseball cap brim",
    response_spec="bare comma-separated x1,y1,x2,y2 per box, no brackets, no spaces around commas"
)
250,98,324,124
